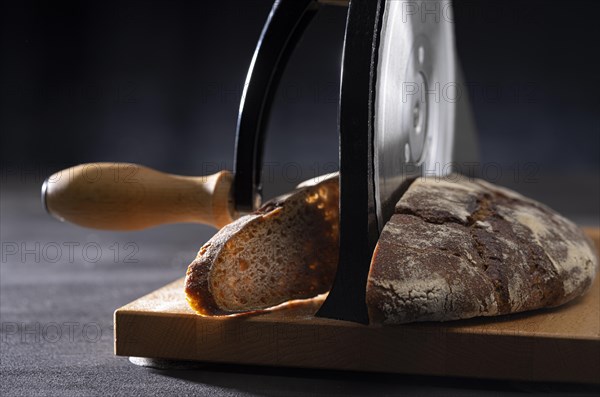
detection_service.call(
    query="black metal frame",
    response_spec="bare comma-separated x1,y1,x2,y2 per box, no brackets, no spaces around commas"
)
235,0,386,324
233,0,318,212
315,0,385,324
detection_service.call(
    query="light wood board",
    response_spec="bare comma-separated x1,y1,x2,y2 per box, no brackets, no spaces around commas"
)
115,228,600,384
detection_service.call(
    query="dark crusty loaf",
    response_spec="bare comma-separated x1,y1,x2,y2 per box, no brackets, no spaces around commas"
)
366,175,599,324
185,174,339,316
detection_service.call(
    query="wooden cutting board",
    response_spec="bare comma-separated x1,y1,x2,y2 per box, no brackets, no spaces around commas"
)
115,228,600,384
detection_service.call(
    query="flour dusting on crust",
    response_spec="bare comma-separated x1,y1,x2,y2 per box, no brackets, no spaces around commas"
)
367,175,598,324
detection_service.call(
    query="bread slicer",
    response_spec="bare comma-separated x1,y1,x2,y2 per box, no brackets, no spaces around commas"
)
42,0,478,324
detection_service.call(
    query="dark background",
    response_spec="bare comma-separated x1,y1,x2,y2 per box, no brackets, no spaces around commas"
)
1,0,599,219
1,2,600,395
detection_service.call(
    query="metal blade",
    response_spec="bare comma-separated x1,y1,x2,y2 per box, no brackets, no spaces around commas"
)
317,0,458,323
374,0,457,231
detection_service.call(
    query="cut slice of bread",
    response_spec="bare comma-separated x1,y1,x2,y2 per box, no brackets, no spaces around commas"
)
185,174,339,316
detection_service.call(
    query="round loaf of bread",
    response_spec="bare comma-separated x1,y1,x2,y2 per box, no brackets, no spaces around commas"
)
366,175,599,324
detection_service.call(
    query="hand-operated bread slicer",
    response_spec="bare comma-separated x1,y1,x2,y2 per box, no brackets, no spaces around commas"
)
42,0,477,324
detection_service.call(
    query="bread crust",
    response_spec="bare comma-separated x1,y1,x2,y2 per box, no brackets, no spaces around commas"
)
367,175,599,324
185,215,259,315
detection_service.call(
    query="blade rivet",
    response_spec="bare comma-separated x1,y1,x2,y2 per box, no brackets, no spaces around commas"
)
413,101,421,133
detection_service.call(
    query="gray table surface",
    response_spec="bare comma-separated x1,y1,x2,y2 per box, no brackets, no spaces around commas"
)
1,179,599,397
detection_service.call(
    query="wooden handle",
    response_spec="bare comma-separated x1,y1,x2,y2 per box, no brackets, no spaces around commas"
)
43,163,235,230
